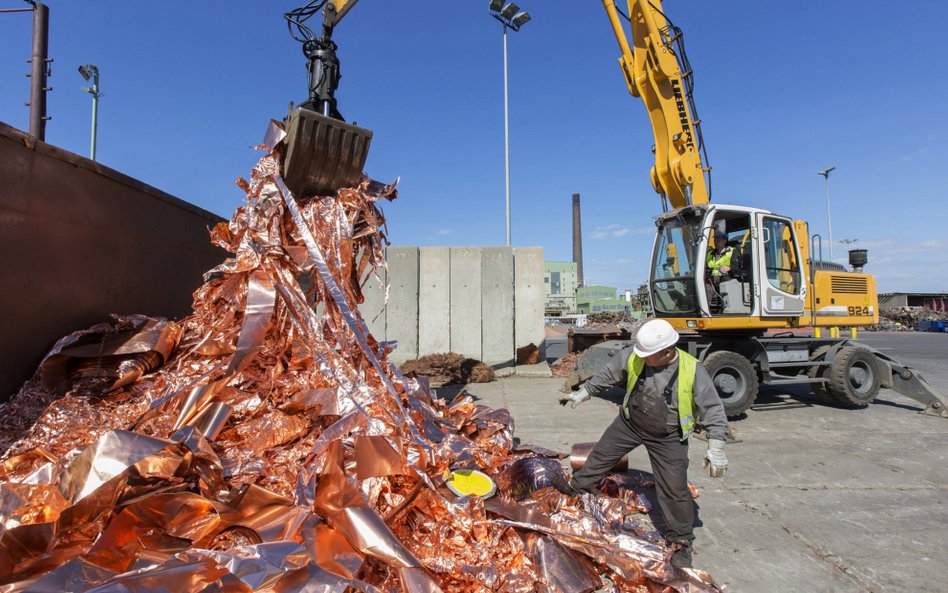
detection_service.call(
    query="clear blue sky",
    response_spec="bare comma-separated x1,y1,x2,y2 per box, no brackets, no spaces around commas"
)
2,1,946,293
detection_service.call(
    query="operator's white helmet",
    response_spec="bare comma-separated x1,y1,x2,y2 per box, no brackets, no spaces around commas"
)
633,319,680,357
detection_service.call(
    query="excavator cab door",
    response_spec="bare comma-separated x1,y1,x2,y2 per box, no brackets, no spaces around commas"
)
754,213,806,317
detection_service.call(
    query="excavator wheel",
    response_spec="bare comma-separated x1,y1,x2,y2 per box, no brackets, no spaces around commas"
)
282,107,373,197
807,345,836,403
703,350,759,419
824,346,882,408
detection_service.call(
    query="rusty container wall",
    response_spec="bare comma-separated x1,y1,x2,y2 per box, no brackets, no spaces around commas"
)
0,122,227,401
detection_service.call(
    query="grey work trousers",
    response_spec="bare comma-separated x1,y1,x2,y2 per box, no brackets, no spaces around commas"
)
570,414,694,544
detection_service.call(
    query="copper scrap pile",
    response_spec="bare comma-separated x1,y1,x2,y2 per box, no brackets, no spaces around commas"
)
0,122,720,593
550,352,579,379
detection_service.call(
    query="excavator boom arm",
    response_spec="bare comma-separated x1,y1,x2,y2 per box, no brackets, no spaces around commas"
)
603,0,709,208
327,0,358,26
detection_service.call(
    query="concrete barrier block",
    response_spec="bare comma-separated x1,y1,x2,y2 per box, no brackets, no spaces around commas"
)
481,246,514,367
419,247,451,355
514,247,546,359
450,247,483,361
386,246,419,362
358,264,386,342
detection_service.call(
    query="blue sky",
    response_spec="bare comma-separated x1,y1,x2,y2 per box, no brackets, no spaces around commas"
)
2,1,946,293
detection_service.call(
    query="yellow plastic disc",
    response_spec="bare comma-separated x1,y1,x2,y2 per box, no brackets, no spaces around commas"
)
446,469,496,498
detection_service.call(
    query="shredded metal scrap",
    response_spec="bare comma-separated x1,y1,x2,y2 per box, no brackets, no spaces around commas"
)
0,121,721,593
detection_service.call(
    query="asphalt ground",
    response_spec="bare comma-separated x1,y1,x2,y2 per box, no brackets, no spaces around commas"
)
463,331,948,593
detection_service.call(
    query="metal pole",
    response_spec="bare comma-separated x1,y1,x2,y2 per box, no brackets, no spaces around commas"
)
823,175,833,260
818,167,836,260
29,2,49,140
503,23,511,247
90,70,99,160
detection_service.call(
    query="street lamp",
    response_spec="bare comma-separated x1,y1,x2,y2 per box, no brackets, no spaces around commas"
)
817,166,836,259
489,0,531,246
79,63,101,161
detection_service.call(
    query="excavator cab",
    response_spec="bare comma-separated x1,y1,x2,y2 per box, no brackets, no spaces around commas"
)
648,204,807,327
282,0,372,197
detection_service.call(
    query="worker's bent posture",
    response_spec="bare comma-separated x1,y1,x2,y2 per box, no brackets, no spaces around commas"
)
560,319,729,569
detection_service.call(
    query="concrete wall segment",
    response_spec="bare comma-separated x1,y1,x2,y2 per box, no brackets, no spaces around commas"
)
385,246,419,362
359,263,387,342
481,246,515,367
418,247,451,355
450,247,482,360
515,247,546,358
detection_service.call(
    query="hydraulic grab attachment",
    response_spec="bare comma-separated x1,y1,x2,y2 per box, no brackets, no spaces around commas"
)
282,0,372,197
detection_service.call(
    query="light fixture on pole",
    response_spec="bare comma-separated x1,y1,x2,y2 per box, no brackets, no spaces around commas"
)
79,64,101,161
488,0,530,246
817,166,836,259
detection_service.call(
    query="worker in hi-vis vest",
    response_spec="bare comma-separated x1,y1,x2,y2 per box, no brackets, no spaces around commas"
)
560,318,729,569
706,229,734,277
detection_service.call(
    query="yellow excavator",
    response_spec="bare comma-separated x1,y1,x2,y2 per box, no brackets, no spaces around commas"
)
276,0,946,420
564,0,948,418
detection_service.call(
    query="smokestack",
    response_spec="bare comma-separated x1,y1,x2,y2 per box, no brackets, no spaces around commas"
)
572,193,584,287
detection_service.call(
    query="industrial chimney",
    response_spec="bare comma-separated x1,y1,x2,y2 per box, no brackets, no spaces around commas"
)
572,193,584,287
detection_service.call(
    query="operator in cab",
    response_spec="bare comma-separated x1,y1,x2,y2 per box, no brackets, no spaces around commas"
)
706,229,733,278
559,319,729,569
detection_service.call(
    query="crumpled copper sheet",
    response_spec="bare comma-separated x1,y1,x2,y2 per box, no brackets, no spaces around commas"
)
570,441,629,472
0,120,721,593
39,317,182,397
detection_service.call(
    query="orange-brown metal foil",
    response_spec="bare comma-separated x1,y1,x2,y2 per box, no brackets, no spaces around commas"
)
570,441,629,472
0,120,721,593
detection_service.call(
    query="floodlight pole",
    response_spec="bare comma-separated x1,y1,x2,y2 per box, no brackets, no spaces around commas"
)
80,65,101,160
502,22,511,246
489,2,529,245
90,78,99,161
818,166,836,260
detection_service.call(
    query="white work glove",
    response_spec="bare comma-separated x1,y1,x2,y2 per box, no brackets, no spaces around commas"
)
559,385,591,409
703,438,727,478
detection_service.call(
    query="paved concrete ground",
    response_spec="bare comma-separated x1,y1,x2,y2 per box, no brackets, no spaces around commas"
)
460,332,948,593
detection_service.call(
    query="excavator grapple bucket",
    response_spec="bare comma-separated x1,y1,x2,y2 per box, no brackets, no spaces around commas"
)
282,107,373,197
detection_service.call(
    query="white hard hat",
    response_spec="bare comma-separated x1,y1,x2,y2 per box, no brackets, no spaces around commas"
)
633,319,680,358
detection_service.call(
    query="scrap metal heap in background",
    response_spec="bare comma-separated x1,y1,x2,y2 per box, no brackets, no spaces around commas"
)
0,122,721,592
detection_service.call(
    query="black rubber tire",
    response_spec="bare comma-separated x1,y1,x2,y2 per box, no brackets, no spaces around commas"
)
825,346,881,407
703,350,759,418
807,345,835,402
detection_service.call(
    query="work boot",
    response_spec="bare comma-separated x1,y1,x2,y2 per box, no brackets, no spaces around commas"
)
670,541,693,569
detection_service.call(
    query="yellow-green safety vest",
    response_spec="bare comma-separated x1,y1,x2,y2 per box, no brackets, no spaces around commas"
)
707,247,734,277
623,349,698,441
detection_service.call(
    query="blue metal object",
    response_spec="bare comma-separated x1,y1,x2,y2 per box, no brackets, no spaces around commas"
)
918,320,946,333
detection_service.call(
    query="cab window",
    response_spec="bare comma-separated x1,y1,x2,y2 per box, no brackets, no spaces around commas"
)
762,217,800,294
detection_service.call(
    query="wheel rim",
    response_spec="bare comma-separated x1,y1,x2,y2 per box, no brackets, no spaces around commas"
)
848,360,874,394
712,366,746,403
